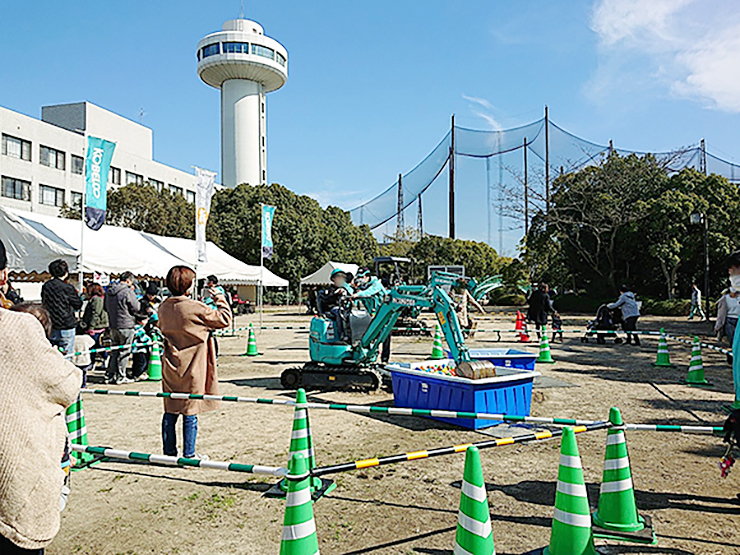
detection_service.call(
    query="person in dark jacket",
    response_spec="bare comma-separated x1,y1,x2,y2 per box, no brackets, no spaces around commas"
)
41,259,83,355
105,272,141,385
81,283,109,368
527,283,552,333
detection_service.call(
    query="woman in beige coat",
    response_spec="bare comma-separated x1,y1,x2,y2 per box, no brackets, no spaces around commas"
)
158,266,231,459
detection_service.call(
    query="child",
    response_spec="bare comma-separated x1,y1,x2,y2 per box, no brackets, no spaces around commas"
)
551,311,564,342
131,314,153,380
70,333,95,387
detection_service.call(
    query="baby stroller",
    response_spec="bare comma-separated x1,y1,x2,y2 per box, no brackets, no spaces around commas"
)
582,304,623,344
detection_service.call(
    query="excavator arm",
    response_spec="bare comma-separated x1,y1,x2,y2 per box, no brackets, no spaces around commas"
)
353,272,493,378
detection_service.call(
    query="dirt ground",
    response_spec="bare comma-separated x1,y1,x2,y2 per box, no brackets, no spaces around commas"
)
49,310,740,555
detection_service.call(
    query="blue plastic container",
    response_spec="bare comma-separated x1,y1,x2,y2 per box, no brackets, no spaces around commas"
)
446,348,537,371
388,361,539,429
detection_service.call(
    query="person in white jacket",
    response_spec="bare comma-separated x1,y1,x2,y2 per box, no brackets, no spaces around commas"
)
608,285,641,346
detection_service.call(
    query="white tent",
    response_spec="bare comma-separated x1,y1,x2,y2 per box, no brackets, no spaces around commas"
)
0,206,288,287
300,261,359,285
141,233,287,287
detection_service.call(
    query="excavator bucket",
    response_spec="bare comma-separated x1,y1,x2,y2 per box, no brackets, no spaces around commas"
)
456,359,496,380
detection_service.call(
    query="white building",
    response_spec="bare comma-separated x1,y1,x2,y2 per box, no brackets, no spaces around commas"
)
0,101,204,217
197,19,288,188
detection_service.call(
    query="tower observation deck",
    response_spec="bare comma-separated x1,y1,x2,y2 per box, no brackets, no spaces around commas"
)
197,19,288,187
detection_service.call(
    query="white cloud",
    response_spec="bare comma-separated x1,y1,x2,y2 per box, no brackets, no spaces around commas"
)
589,0,740,112
462,94,503,131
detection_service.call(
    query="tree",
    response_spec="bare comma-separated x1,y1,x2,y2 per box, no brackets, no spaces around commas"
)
407,235,503,281
524,154,740,300
61,183,195,238
207,183,378,292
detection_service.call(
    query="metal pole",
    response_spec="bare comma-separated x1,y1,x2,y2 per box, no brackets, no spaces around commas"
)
700,138,707,175
523,137,528,236
417,193,423,237
544,105,550,212
259,205,264,331
78,141,86,290
486,157,491,245
704,214,710,324
397,173,404,237
449,114,455,239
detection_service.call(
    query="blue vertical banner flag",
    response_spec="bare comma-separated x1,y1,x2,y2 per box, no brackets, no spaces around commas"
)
261,204,276,259
84,136,116,230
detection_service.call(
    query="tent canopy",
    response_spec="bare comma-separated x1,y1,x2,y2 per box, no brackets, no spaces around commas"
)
0,206,288,287
300,261,359,285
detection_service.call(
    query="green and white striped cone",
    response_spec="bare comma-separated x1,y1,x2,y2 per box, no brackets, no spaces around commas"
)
65,395,95,466
652,328,673,367
280,453,320,555
454,446,495,555
543,427,596,555
592,408,655,544
684,336,710,386
536,326,555,364
280,389,323,493
431,324,445,360
147,341,162,381
245,323,259,356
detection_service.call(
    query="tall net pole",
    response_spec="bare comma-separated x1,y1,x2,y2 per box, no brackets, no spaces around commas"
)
449,114,456,239
545,105,550,212
417,194,424,237
498,132,504,254
396,173,404,237
524,136,529,236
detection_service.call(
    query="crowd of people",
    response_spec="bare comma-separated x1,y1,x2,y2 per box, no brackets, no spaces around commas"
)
0,237,233,553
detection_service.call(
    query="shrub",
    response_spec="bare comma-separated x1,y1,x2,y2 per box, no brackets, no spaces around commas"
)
552,294,610,314
640,298,692,316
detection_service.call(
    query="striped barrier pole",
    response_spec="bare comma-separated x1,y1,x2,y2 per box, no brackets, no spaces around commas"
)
623,423,723,434
311,422,611,477
70,445,288,476
78,389,727,433
65,340,161,359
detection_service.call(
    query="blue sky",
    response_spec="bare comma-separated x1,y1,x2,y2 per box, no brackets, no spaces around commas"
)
2,0,740,254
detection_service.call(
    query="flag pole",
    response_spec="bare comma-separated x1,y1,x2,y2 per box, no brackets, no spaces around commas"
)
78,140,86,290
259,203,264,331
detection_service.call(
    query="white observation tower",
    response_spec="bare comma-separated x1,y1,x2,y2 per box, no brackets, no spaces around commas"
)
197,19,288,187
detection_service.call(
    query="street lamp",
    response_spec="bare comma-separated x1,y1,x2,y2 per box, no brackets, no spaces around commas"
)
690,212,709,322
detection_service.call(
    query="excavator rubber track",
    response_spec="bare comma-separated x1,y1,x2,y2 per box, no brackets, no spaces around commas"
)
280,363,388,392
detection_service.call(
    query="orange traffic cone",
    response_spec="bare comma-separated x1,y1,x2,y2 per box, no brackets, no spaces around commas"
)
516,311,530,343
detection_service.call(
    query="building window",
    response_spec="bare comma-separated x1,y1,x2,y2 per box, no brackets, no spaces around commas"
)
275,51,286,66
224,42,249,53
110,166,121,185
40,145,65,170
251,44,274,60
262,170,266,182
202,43,220,58
71,192,83,209
40,184,65,207
1,176,31,201
186,190,196,204
149,178,164,191
71,155,84,175
168,184,184,196
2,134,31,161
125,171,144,186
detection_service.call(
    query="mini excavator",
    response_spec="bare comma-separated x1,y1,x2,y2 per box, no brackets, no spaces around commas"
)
280,271,494,391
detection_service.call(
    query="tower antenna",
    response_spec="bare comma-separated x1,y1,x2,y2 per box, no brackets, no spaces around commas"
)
240,0,244,19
